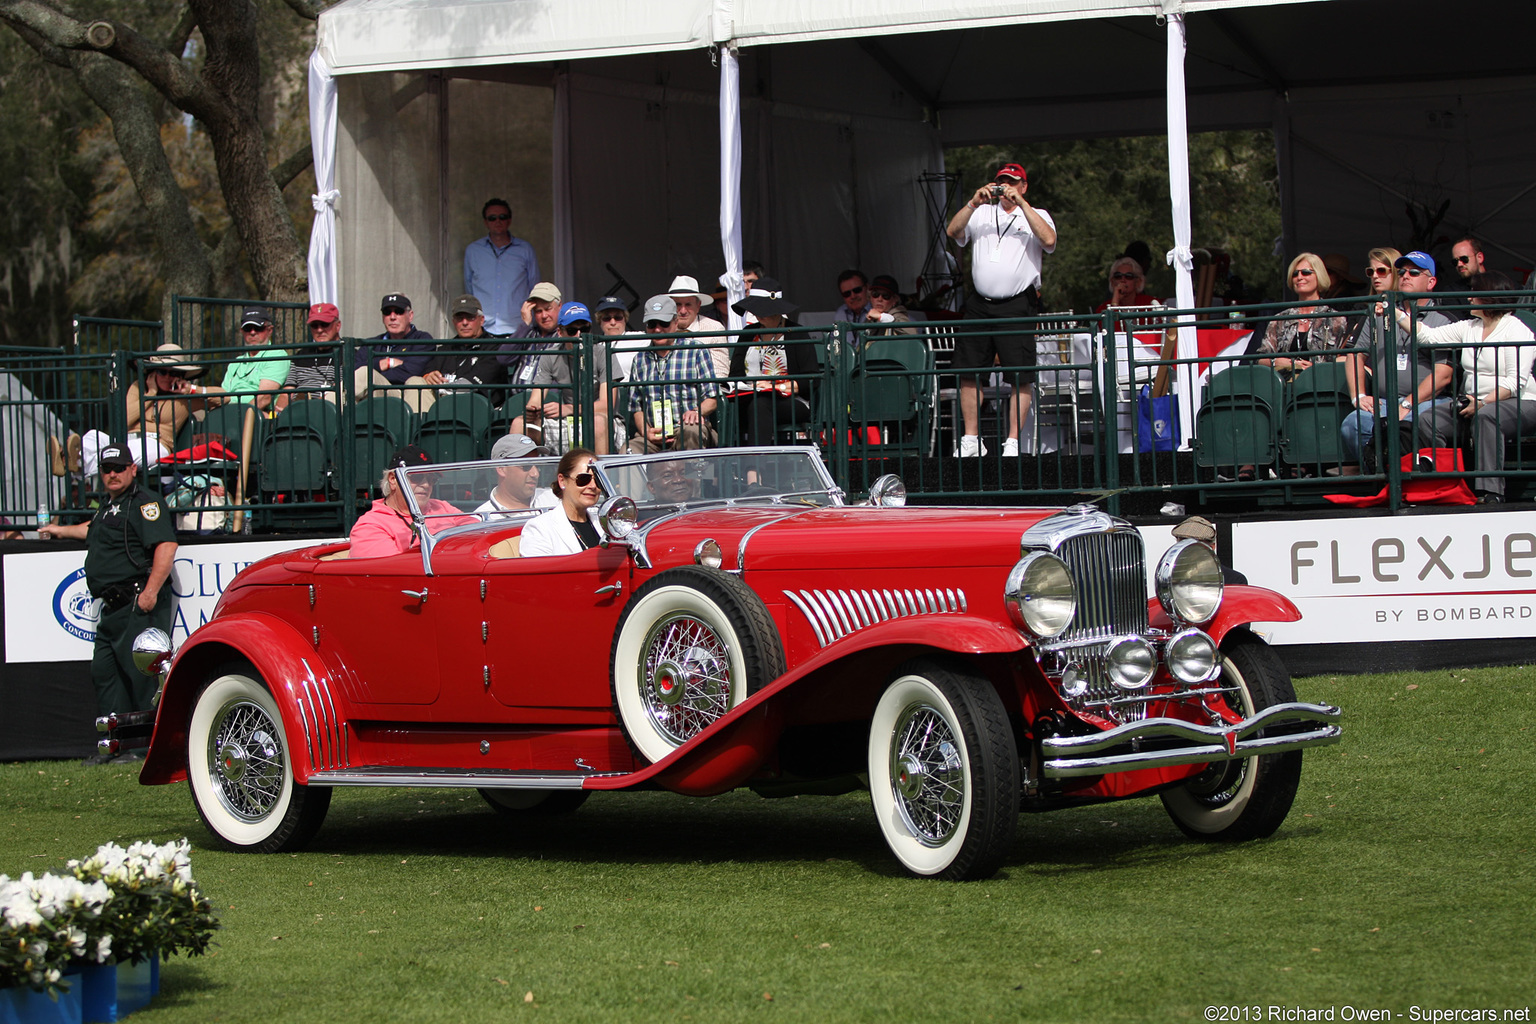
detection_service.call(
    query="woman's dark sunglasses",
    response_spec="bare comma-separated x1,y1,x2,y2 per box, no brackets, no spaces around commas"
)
570,470,596,486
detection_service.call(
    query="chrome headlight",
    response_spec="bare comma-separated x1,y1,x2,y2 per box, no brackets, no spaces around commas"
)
1165,629,1219,684
865,474,906,507
1156,539,1224,625
1105,637,1156,690
1005,552,1077,639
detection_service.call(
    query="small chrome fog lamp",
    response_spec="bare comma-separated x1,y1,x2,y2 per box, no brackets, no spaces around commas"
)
693,538,724,569
597,496,639,545
1156,539,1224,625
1105,637,1156,690
1058,663,1089,698
1005,552,1077,639
1165,629,1219,684
865,474,907,507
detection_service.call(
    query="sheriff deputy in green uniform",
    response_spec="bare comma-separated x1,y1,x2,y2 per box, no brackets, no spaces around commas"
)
40,441,178,732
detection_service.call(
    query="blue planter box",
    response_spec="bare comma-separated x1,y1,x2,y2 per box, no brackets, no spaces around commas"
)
0,978,84,1024
77,965,116,1024
112,960,155,1020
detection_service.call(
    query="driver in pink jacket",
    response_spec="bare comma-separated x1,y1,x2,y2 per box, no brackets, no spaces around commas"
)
349,445,476,557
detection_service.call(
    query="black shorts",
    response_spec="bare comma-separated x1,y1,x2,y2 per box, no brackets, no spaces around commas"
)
953,288,1040,383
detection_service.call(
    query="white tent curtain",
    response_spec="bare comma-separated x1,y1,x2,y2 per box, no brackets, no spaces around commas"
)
1164,11,1197,448
718,43,744,330
307,49,339,304
553,71,575,295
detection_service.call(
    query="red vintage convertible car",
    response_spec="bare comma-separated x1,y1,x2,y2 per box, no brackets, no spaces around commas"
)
132,446,1340,880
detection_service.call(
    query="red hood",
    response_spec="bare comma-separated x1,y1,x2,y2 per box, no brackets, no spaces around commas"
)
643,505,1060,572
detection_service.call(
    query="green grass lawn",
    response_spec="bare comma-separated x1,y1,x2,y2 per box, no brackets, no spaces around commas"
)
4,667,1534,1023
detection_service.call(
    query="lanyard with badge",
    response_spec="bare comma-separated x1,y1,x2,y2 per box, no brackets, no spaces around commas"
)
989,205,1019,264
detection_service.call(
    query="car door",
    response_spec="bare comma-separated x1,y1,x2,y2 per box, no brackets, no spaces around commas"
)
312,551,442,708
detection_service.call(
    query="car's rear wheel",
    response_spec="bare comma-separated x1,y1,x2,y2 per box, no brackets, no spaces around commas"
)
1160,636,1303,841
477,789,590,816
187,670,330,852
867,660,1019,881
611,567,785,763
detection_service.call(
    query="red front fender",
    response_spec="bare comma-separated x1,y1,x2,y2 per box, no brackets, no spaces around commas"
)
141,613,343,786
1147,584,1301,647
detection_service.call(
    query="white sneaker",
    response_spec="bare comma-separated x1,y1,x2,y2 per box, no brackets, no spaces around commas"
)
957,435,986,457
1002,438,1019,457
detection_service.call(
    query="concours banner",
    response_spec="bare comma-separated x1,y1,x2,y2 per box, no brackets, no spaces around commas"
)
3,538,340,664
1232,510,1536,645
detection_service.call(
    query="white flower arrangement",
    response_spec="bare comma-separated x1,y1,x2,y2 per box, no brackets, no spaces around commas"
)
2,839,216,997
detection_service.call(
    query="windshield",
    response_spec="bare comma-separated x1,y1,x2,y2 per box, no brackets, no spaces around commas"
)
398,446,838,530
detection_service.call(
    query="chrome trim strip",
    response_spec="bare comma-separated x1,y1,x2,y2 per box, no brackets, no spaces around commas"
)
736,507,818,571
301,677,325,769
783,590,829,647
291,684,315,769
307,770,604,788
783,586,971,648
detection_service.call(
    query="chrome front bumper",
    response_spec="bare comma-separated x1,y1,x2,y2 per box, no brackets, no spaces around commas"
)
1038,701,1342,779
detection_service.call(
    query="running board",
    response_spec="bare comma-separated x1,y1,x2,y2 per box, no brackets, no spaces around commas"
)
305,767,628,789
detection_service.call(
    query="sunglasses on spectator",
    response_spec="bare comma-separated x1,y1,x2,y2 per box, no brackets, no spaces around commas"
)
841,285,865,298
560,323,591,334
452,312,479,322
1454,255,1473,264
869,289,895,300
599,311,627,322
484,213,511,221
1292,268,1315,277
1111,272,1140,281
383,307,407,316
241,324,270,332
308,320,336,329
1399,268,1427,277
1368,267,1393,277
568,470,596,486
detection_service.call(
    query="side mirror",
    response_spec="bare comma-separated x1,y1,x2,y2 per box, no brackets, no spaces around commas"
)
132,628,173,677
865,474,907,507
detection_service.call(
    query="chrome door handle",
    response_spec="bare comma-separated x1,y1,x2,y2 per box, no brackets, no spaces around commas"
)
594,582,623,597
401,588,428,603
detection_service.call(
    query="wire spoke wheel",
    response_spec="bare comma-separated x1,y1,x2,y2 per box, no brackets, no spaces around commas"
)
1161,637,1304,841
868,660,1018,881
187,671,330,852
612,567,785,764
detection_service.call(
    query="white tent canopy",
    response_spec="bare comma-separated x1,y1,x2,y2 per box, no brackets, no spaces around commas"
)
311,0,1536,445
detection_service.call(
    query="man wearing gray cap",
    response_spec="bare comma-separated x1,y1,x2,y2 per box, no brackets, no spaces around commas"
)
625,295,718,452
39,443,177,761
476,434,555,516
421,294,509,405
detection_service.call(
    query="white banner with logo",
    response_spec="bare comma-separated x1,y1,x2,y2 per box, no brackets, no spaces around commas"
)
1232,511,1536,645
4,539,340,664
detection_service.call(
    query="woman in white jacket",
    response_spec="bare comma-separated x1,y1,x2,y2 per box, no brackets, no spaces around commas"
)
519,448,604,555
1394,271,1536,502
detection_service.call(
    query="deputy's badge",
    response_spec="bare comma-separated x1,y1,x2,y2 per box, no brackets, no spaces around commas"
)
140,502,162,522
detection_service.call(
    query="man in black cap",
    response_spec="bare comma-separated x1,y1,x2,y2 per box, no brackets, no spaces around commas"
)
347,445,476,557
420,294,509,405
39,443,177,761
353,293,436,412
202,306,290,412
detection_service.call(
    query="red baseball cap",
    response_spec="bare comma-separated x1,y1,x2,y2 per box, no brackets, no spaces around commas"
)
308,302,340,325
994,163,1028,182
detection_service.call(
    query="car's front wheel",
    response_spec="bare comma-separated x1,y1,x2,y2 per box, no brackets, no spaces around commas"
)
1160,636,1303,841
187,670,330,852
867,660,1019,881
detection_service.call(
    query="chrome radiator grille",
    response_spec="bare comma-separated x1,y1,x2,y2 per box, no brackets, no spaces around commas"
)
1056,530,1149,643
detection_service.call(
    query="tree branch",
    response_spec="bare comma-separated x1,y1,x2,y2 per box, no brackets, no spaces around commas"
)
280,0,331,21
272,143,314,191
164,6,195,60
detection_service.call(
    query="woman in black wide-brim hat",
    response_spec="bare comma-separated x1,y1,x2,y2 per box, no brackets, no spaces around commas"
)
727,278,817,446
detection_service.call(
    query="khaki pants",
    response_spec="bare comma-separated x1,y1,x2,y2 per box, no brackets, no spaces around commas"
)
353,366,436,414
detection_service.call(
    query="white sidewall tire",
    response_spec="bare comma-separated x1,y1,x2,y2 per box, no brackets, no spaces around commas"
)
867,673,975,877
1159,651,1259,834
613,584,749,764
187,673,296,849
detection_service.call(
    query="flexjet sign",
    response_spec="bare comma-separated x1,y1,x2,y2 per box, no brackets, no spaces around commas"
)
1231,511,1536,645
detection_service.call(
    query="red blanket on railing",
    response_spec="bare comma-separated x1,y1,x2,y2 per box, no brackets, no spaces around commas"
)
161,441,237,464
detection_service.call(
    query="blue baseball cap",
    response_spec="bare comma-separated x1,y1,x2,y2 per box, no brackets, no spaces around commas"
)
558,301,592,327
1395,251,1436,275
